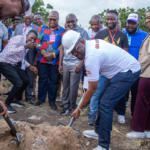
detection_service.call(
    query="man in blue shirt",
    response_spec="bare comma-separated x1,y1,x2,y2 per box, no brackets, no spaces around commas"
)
123,13,148,116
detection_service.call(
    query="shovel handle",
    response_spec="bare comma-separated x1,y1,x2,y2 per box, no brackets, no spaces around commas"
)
68,116,75,127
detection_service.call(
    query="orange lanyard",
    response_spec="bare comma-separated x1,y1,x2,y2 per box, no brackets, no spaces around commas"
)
108,28,118,44
91,30,94,40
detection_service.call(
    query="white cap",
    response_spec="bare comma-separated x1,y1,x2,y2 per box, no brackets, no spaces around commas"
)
62,30,80,54
25,0,35,16
127,13,139,22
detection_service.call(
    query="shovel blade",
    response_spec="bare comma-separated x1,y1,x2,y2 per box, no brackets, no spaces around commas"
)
57,122,80,135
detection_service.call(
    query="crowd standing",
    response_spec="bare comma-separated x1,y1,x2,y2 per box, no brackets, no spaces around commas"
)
0,3,150,150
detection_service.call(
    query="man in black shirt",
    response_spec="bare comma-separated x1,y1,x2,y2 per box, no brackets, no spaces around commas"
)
88,10,129,126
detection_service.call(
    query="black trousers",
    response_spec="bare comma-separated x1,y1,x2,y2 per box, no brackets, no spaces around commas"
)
0,62,29,105
126,78,139,116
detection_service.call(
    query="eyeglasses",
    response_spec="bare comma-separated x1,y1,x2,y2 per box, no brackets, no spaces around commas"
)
21,0,30,16
66,20,75,24
49,18,57,22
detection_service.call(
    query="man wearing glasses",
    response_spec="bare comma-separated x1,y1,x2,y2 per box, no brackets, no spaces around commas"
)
35,11,65,110
0,0,35,20
59,13,89,115
13,13,39,104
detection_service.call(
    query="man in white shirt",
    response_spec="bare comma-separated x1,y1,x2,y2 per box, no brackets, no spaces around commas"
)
88,15,106,40
62,30,141,150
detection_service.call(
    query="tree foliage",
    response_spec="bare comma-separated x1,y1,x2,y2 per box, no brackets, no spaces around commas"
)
32,0,53,23
99,7,150,32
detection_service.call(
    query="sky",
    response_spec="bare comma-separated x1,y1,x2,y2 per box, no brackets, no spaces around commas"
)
44,0,149,31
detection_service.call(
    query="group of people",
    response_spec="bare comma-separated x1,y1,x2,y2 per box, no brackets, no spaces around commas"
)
0,1,150,149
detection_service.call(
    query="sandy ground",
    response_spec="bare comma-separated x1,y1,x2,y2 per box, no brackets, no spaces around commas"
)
0,78,150,150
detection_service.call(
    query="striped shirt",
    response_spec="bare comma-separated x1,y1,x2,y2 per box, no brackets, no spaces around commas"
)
85,39,141,81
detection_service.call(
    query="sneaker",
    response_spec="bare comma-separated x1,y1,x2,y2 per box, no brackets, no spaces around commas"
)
126,131,146,139
49,103,57,110
145,131,150,138
60,108,69,115
6,105,17,114
118,115,125,124
93,145,111,150
34,101,43,106
56,96,62,102
11,100,25,107
88,115,96,126
83,130,98,140
28,99,34,105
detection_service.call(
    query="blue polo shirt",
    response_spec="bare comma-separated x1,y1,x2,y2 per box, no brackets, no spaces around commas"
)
123,28,148,60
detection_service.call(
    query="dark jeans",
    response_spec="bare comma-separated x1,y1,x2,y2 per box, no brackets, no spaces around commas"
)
94,70,140,149
37,62,60,104
0,62,29,105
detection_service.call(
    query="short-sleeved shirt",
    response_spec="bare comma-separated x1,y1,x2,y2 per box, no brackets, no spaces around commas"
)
95,28,129,49
123,28,148,60
0,22,8,52
63,25,89,66
85,40,141,81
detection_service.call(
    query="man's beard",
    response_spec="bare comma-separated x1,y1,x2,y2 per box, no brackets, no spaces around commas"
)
126,27,138,34
108,23,116,30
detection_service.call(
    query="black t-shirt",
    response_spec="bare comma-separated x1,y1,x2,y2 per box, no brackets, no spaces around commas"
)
95,28,129,49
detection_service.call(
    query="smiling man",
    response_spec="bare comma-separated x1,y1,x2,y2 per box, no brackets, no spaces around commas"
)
0,0,35,20
123,13,148,117
35,11,65,110
62,30,141,150
88,15,106,40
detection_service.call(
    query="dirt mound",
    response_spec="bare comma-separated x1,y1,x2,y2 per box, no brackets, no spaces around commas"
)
0,119,81,150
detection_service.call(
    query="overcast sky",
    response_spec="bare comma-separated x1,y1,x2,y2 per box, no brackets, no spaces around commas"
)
44,0,149,31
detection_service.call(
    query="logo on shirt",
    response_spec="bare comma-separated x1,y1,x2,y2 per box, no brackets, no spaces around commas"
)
86,70,91,75
104,37,120,45
0,29,2,34
95,40,99,49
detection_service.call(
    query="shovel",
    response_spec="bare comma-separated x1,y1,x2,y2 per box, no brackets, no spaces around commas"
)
0,104,20,143
57,116,80,135
57,93,86,135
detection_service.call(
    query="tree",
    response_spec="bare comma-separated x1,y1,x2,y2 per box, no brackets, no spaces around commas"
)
99,7,150,32
32,0,53,23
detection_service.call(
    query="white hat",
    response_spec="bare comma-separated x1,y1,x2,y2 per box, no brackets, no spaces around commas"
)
127,13,139,22
62,30,80,54
24,0,35,16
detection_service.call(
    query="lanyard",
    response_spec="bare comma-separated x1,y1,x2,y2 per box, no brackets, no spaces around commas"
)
108,28,118,44
23,25,29,34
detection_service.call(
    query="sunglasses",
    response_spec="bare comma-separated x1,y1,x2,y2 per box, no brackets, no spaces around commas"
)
49,18,57,22
66,20,75,24
21,0,30,16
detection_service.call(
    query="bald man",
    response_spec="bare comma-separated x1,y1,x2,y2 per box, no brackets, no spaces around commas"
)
88,15,106,40
35,11,65,110
59,13,89,115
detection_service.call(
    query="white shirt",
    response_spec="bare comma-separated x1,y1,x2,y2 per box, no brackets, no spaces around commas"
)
88,24,106,40
22,23,33,36
85,40,141,81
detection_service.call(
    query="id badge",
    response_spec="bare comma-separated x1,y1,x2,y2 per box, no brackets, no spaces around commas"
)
50,35,56,42
128,36,131,46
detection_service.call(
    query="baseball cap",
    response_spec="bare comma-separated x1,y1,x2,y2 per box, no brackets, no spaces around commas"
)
127,13,139,22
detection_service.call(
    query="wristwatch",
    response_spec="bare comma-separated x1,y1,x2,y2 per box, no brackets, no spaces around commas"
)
24,45,27,49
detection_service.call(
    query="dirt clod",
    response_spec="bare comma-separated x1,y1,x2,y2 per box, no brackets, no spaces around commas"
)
0,119,81,150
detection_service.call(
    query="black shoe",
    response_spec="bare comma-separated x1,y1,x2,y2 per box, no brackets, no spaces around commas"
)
60,108,69,115
11,100,25,107
31,95,35,101
3,91,11,95
1,77,7,81
6,105,17,114
88,115,96,126
34,101,43,106
28,99,34,105
50,103,57,110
